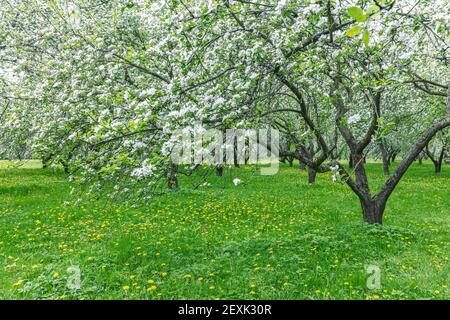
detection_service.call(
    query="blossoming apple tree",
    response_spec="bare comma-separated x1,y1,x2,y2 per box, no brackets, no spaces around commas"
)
0,0,448,223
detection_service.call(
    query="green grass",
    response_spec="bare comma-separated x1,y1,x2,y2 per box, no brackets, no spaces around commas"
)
0,160,42,169
0,162,448,300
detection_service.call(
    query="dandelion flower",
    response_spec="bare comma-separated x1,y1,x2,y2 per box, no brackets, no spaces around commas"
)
13,279,24,287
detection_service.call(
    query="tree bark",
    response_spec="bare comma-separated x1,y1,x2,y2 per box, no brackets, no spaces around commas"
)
437,146,445,173
360,199,385,224
383,159,390,176
167,163,179,190
348,154,354,168
379,143,390,176
425,143,445,173
390,152,397,163
434,161,442,173
307,167,317,184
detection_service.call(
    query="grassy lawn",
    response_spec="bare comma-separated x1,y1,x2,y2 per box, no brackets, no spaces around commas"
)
0,162,448,300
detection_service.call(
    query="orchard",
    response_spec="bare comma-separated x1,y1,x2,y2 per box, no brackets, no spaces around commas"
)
0,0,448,300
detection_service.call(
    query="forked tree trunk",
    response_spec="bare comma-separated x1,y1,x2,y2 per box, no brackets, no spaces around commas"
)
307,167,317,184
425,144,445,173
371,117,450,224
390,152,398,163
360,198,385,224
351,153,386,224
335,81,450,226
433,146,445,173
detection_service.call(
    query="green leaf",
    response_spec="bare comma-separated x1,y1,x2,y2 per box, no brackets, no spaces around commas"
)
362,29,370,47
348,7,366,22
346,25,363,37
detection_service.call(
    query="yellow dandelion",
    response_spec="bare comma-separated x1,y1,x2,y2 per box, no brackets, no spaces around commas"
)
13,279,25,287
